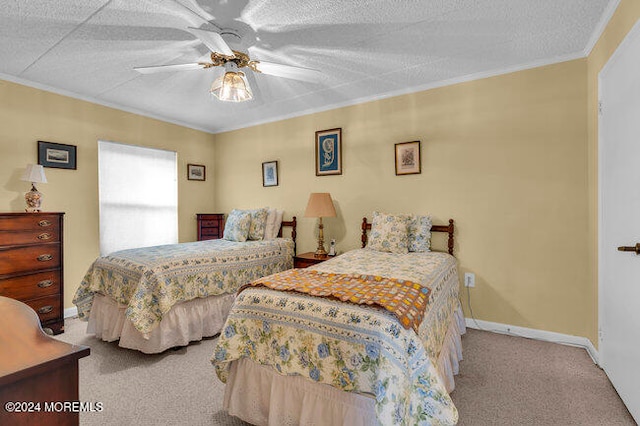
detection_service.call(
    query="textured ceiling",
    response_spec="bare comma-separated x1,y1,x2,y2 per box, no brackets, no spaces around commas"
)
0,0,615,133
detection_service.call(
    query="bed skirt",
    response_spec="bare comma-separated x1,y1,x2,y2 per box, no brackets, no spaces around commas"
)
87,293,235,354
223,305,466,425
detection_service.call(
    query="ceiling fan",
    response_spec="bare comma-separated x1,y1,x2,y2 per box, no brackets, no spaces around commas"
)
134,26,322,102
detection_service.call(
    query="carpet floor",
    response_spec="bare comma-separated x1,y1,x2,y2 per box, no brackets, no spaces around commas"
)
55,318,635,425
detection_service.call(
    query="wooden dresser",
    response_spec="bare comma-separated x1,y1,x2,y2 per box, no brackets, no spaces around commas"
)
0,296,89,426
197,213,225,241
0,212,65,335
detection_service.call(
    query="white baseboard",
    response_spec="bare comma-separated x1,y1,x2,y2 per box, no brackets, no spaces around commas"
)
465,317,599,366
64,306,78,319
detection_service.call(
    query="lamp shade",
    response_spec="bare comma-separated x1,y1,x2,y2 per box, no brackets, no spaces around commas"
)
21,164,47,184
210,61,253,102
304,193,336,218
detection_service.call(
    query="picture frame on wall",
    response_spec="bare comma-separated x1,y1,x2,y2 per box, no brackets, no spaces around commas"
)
187,164,206,181
38,141,77,170
395,141,421,175
315,128,342,176
262,161,278,187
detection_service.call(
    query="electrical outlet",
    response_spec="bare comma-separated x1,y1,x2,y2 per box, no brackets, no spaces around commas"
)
464,272,475,287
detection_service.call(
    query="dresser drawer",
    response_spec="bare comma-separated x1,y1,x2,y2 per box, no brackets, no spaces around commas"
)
23,294,61,323
0,270,61,301
0,244,61,275
200,220,221,227
294,258,318,268
0,228,60,246
0,214,60,232
201,226,220,236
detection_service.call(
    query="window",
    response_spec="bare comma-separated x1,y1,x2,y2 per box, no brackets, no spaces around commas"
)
98,141,178,255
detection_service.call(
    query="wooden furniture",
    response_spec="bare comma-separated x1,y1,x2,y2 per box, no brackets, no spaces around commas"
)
279,217,297,255
0,296,89,426
0,212,65,334
361,217,455,255
197,213,225,241
294,252,333,268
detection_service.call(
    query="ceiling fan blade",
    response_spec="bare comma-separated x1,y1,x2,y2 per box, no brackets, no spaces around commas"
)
187,27,234,56
255,61,322,83
134,63,206,74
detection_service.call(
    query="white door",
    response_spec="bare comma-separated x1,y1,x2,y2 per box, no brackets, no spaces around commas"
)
599,19,640,422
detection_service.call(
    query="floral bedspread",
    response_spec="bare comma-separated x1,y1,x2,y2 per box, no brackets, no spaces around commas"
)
212,249,460,425
73,238,294,336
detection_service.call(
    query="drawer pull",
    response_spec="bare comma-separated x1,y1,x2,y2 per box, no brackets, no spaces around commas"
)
37,280,53,288
37,232,52,240
38,220,52,227
37,305,53,314
37,254,53,262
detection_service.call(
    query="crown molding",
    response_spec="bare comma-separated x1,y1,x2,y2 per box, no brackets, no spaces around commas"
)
583,0,622,56
0,73,216,135
2,50,589,137
211,52,586,134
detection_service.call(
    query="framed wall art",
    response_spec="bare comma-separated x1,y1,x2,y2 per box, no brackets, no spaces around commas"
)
315,128,342,176
38,141,77,170
262,161,278,187
395,141,421,175
187,164,206,181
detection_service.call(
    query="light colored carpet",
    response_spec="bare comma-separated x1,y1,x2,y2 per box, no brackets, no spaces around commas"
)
55,318,248,426
449,328,635,425
55,318,635,426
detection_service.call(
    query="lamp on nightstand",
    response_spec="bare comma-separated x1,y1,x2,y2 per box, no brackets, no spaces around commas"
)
304,192,336,257
21,164,47,213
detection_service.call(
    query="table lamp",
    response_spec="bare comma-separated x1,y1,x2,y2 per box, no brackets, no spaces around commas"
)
304,192,336,257
21,164,47,213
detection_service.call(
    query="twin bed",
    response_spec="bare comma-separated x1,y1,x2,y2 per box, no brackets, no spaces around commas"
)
74,211,464,425
213,215,464,425
73,215,297,354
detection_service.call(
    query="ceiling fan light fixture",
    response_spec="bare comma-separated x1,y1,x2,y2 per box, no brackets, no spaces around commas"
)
210,64,253,102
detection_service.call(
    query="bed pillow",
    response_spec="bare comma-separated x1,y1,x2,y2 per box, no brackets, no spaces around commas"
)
263,209,284,240
366,211,409,254
263,209,277,240
248,207,269,240
223,209,252,242
408,214,432,252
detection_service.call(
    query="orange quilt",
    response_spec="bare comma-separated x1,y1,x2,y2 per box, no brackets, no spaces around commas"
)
241,269,431,333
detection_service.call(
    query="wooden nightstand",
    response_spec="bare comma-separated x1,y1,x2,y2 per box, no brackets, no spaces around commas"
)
197,213,225,241
294,252,335,268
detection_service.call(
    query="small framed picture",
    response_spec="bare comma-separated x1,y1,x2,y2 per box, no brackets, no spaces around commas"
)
315,128,342,176
38,141,77,170
187,164,206,181
262,161,278,187
395,141,421,175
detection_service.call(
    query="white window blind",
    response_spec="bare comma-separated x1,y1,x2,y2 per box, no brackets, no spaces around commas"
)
98,141,178,255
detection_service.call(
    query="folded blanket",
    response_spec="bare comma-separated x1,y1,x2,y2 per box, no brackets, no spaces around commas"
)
241,269,430,333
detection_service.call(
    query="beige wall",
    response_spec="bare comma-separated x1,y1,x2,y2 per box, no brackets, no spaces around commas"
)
214,59,593,341
0,80,216,310
586,1,640,347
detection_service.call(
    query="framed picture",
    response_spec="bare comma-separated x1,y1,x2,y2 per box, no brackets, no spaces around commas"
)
395,141,421,175
187,164,206,181
262,161,278,187
38,141,77,170
315,128,342,176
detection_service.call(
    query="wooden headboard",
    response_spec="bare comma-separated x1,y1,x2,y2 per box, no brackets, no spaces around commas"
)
278,216,297,254
361,217,455,256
